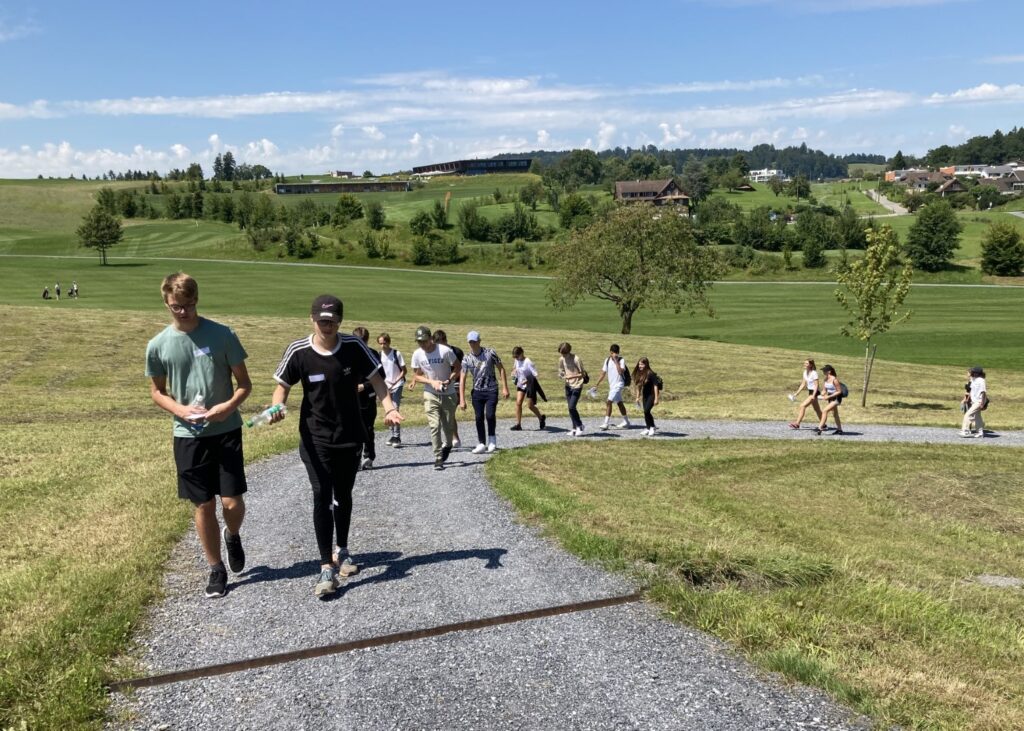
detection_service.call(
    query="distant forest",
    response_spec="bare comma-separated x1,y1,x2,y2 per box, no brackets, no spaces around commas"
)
496,143,879,180
920,127,1024,167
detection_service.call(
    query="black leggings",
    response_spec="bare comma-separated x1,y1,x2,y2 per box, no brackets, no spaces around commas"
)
472,390,498,443
299,440,359,564
643,395,656,429
360,402,377,461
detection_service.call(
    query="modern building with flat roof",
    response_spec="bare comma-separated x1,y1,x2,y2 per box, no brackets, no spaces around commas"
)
412,158,532,176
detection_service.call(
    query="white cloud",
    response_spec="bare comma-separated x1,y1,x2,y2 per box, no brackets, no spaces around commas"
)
658,123,693,145
0,16,38,42
537,130,550,145
362,125,385,141
949,124,969,137
0,100,53,120
640,75,822,95
925,83,1024,104
330,124,344,138
597,122,617,150
409,132,422,146
982,54,1024,65
170,144,191,159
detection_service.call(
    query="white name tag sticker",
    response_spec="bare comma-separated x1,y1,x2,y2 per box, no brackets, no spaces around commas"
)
308,373,326,383
193,346,212,357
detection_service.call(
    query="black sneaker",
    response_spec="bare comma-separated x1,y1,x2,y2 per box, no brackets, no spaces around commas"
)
510,424,522,431
205,564,228,598
434,458,444,471
223,526,245,574
392,436,401,447
441,444,451,463
539,415,546,430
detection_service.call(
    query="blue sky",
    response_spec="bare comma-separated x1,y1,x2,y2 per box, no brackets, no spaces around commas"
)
1,0,1022,177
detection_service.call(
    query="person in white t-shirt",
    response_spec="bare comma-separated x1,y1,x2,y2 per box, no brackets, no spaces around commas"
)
789,358,823,430
510,346,546,431
411,326,460,470
377,332,407,447
594,343,631,430
960,366,988,438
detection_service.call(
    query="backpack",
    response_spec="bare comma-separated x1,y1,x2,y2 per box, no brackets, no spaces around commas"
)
981,393,990,411
619,357,631,387
839,382,849,398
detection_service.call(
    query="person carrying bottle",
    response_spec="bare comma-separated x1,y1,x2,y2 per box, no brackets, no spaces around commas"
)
145,272,252,599
411,326,460,470
459,330,510,454
269,295,402,598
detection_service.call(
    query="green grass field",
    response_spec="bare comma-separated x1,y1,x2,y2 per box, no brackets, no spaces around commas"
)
488,439,1024,730
3,254,1022,371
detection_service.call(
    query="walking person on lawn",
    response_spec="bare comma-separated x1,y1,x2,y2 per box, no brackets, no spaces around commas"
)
411,326,460,470
377,332,407,447
459,330,511,454
594,343,631,430
269,295,402,598
145,272,251,599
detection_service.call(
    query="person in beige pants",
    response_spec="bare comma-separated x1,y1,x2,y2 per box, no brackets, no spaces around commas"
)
411,326,461,469
960,366,987,438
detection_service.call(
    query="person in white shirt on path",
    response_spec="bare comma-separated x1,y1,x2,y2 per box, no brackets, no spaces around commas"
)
510,346,546,431
789,358,824,430
411,326,460,470
960,366,988,438
594,343,631,430
377,332,407,447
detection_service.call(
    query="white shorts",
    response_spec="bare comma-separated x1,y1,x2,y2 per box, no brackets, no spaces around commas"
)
607,384,624,403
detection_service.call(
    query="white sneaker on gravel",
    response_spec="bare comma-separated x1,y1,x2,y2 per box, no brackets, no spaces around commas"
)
472,443,487,454
959,431,973,438
314,568,339,598
974,430,985,438
617,420,630,429
487,441,497,453
600,423,610,431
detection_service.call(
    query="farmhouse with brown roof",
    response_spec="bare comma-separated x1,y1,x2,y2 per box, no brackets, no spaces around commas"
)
613,179,690,212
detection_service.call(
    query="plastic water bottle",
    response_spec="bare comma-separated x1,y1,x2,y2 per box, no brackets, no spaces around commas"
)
246,403,286,428
185,394,206,432
586,386,599,399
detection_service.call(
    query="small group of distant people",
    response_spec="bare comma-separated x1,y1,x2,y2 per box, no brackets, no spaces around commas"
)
41,280,78,300
788,358,991,438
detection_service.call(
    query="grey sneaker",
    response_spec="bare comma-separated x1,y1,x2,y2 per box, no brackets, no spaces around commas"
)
338,555,359,578
315,568,339,598
974,430,985,438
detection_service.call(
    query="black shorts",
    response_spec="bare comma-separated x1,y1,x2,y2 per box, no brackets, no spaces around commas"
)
173,428,247,504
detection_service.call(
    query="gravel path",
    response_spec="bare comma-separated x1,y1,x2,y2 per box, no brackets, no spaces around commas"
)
110,416,1021,730
864,189,909,217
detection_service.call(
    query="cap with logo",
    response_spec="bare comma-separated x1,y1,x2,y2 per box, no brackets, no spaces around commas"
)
311,294,343,323
466,330,481,343
414,325,432,341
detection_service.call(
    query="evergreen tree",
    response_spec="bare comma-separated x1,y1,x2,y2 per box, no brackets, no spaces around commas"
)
980,222,1024,276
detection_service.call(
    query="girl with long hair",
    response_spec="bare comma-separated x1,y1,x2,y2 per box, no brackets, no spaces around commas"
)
815,364,844,435
632,357,662,436
789,358,822,429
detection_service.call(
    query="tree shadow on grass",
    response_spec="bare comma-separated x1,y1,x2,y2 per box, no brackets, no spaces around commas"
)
878,401,948,411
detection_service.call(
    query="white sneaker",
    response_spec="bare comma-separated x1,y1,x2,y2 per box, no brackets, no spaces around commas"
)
453,437,462,449
576,424,585,435
959,431,973,438
569,428,578,436
600,422,610,431
487,442,497,453
974,430,985,438
617,420,630,429
472,443,487,454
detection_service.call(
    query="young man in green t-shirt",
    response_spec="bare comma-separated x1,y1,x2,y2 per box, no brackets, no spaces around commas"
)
145,272,252,598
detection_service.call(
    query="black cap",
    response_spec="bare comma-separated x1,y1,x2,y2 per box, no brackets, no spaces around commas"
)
414,325,432,341
311,295,343,322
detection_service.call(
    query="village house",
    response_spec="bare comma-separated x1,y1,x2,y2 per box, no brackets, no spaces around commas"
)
748,168,787,183
613,179,690,212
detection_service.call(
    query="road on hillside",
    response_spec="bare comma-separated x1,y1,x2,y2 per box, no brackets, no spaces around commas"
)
863,189,909,217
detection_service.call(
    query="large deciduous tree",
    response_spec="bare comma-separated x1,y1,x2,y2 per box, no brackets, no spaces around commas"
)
76,204,124,265
680,158,712,206
905,200,961,271
834,225,913,407
548,204,722,334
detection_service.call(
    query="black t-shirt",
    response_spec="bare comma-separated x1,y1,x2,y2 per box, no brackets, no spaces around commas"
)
359,347,381,408
274,334,382,447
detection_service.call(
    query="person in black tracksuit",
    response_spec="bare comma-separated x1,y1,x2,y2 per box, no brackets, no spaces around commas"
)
352,326,380,469
631,357,662,436
270,295,402,599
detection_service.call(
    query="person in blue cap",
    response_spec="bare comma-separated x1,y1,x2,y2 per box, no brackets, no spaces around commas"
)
459,330,510,453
